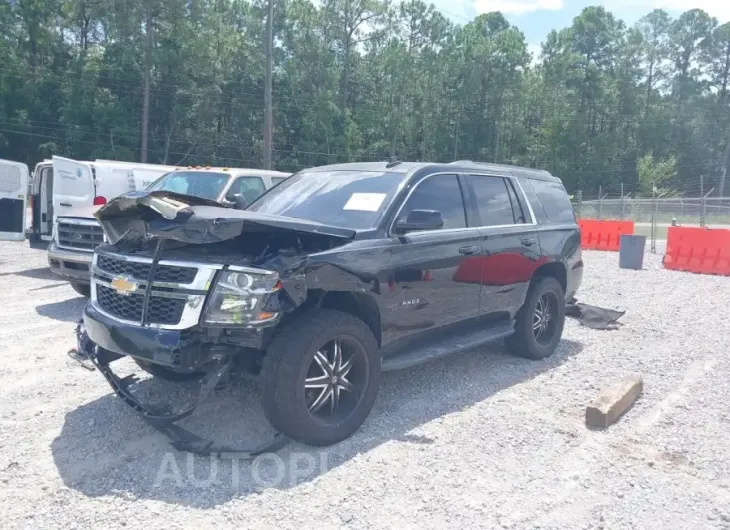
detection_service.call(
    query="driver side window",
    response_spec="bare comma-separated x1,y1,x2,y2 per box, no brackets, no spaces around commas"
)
399,174,466,229
226,176,266,203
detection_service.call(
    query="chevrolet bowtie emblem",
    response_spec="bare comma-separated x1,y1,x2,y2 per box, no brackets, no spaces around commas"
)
110,276,138,295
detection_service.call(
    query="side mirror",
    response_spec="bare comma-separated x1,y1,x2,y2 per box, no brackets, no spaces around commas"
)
394,209,444,234
233,194,248,210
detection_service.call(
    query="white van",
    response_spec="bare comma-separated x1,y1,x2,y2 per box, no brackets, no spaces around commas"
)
0,158,32,243
51,156,178,216
0,156,179,248
48,165,291,296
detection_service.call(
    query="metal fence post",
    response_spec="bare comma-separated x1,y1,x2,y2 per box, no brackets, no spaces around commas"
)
577,190,582,219
651,182,657,254
700,175,705,227
620,182,625,220
598,185,603,219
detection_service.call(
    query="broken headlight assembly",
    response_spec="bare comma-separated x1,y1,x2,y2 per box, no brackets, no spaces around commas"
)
203,269,282,325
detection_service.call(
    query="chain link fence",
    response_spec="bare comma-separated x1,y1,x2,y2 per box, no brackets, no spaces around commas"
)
570,181,730,253
575,197,730,225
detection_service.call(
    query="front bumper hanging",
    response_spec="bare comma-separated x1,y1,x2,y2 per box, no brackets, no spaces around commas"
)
68,320,289,457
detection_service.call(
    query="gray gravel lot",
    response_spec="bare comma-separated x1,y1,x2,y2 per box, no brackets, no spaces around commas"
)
1,240,730,529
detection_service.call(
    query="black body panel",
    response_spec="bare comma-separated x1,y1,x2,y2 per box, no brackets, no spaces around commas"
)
86,160,582,371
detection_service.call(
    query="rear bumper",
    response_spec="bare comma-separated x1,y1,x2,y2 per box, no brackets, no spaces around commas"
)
83,302,211,370
47,243,93,283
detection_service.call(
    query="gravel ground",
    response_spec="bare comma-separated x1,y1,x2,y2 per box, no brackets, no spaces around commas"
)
1,240,730,529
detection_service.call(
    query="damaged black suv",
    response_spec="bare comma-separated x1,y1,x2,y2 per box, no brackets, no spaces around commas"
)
75,161,582,452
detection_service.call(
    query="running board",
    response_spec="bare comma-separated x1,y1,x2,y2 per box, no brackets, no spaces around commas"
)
381,320,515,371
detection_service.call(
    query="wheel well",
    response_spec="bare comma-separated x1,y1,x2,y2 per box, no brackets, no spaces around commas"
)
306,290,382,346
532,262,567,293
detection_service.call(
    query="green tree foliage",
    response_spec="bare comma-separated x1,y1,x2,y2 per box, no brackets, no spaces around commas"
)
637,150,677,196
0,1,729,196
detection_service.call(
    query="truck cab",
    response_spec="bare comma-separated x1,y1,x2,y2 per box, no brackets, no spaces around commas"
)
48,166,291,296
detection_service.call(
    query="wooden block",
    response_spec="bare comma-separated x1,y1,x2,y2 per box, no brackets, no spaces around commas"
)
585,376,643,429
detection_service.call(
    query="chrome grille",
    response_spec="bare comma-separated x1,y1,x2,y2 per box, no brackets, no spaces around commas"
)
97,254,197,284
96,285,186,325
57,219,104,251
90,251,219,330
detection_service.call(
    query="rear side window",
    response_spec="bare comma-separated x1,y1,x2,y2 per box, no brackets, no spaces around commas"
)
467,175,520,226
528,178,576,224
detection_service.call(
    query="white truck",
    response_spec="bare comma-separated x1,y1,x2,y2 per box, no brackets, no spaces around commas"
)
0,156,291,296
47,162,291,296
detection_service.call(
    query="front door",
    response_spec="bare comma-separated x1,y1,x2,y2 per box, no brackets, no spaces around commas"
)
385,173,483,348
0,159,30,241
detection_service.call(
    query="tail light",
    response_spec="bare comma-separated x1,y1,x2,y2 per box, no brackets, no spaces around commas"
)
93,196,107,206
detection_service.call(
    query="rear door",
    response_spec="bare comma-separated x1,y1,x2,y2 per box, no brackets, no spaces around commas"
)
0,159,30,241
52,156,95,219
462,173,543,320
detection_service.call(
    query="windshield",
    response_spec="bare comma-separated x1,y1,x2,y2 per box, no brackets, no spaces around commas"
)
246,170,405,229
146,171,230,201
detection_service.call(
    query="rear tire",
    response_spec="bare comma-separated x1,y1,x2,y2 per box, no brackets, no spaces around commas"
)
506,276,565,360
261,309,381,446
134,359,204,382
70,282,91,298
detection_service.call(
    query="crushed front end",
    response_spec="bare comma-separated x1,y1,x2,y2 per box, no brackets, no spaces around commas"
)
69,190,354,456
73,245,289,456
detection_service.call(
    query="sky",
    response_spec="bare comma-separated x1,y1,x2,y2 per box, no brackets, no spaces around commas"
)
427,0,730,56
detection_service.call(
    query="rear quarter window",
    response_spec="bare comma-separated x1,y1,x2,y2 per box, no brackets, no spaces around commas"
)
527,178,576,224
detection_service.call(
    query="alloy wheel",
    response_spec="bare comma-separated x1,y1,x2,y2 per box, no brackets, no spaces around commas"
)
304,336,368,423
533,292,558,345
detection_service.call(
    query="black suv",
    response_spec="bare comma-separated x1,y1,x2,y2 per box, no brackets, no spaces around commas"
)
74,161,582,452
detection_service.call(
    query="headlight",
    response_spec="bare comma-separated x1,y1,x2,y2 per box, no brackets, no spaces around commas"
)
203,270,281,325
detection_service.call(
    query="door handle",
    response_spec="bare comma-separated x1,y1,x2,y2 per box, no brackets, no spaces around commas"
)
60,202,72,207
520,237,537,247
459,245,480,255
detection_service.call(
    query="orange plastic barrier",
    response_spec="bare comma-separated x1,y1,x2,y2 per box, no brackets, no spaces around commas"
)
579,219,634,251
663,226,730,276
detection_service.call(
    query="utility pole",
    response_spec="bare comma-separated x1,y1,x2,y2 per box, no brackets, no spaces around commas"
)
263,0,274,170
141,0,153,163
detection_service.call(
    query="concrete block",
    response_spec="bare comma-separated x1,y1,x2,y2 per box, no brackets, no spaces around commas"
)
586,376,643,429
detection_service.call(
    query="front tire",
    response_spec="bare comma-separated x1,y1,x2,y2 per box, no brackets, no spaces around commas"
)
506,276,565,360
261,309,381,446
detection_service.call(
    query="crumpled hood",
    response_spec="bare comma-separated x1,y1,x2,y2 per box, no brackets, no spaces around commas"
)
94,190,357,245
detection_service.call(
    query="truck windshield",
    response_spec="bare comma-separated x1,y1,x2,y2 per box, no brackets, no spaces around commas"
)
246,170,405,229
147,171,230,201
